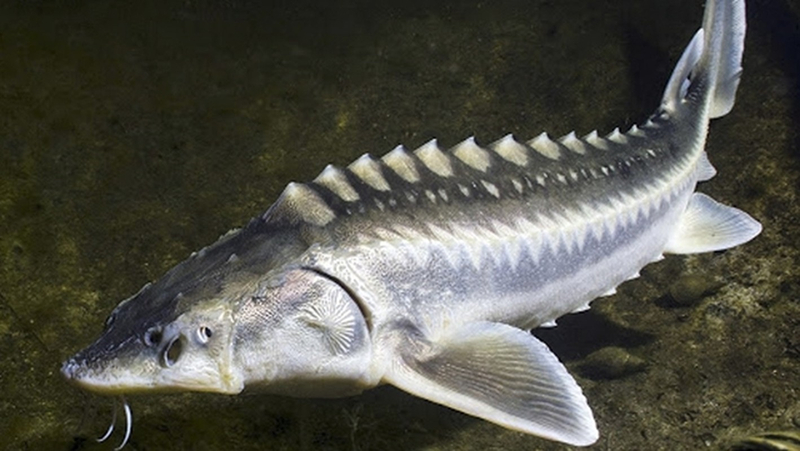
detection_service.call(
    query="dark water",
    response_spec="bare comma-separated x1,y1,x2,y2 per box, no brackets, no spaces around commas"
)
0,0,797,450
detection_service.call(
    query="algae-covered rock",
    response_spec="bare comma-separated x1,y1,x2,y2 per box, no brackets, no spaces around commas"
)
668,273,724,306
579,346,647,380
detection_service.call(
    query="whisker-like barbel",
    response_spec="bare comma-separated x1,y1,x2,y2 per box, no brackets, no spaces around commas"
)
95,396,133,450
115,396,132,451
96,397,117,443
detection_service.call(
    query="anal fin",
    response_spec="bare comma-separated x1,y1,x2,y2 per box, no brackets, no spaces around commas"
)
665,192,761,254
697,152,717,182
384,321,598,446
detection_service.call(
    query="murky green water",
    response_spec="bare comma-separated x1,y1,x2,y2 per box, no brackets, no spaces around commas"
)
1,0,797,450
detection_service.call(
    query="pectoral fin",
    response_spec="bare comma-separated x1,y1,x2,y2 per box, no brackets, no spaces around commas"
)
384,321,598,446
665,192,761,254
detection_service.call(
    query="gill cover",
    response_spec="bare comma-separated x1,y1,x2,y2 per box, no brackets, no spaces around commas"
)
233,268,375,397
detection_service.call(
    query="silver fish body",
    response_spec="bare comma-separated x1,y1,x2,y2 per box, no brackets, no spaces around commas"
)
62,0,760,447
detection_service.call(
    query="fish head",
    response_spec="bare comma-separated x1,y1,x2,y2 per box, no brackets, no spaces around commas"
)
62,223,375,398
61,279,244,395
59,226,279,396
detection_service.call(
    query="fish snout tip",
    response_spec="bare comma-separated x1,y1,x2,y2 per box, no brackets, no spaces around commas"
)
61,357,81,381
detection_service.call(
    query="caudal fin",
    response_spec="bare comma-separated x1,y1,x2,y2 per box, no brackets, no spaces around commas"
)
660,0,746,118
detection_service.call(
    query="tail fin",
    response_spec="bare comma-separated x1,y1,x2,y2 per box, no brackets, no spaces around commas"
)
660,0,746,118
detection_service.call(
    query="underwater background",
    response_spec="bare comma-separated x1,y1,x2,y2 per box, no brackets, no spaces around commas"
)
0,0,797,449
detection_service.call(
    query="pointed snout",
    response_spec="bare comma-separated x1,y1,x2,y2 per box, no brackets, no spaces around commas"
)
60,356,127,394
61,358,78,381
61,355,117,393
61,356,93,389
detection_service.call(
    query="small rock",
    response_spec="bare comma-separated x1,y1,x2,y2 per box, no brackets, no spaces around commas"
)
578,347,647,380
669,273,724,306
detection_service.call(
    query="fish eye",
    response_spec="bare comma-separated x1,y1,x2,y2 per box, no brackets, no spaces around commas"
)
161,336,183,367
196,326,213,344
143,327,162,347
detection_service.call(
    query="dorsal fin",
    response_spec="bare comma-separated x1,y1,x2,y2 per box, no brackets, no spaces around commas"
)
661,30,705,115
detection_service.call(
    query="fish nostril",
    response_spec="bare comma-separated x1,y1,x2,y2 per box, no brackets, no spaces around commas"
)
143,327,163,347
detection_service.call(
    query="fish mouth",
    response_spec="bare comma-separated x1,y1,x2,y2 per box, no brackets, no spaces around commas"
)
61,357,88,387
61,357,81,381
61,356,141,395
61,357,106,392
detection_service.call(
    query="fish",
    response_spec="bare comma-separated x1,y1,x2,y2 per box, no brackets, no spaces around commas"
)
730,430,800,451
61,0,760,447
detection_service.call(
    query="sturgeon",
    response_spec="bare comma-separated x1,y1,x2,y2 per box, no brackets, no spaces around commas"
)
62,0,760,447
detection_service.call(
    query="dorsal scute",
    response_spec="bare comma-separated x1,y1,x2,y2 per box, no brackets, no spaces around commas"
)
382,145,421,183
452,137,492,173
314,165,360,203
348,154,391,192
559,131,587,155
628,124,646,138
583,130,610,151
606,127,628,144
266,182,336,227
528,132,561,160
490,134,530,167
415,139,454,178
